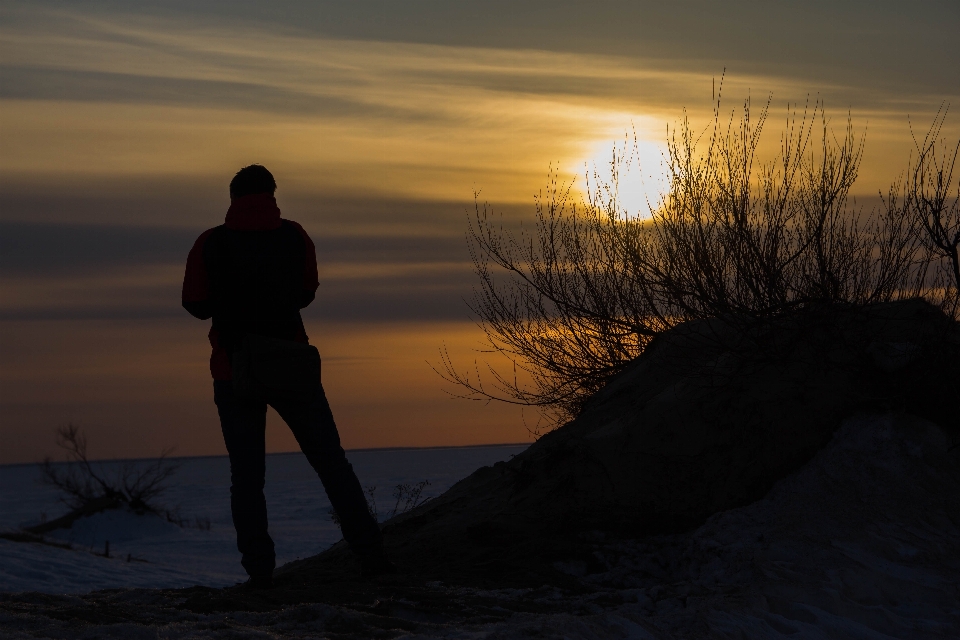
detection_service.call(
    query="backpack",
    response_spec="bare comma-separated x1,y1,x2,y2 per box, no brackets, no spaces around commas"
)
231,333,321,403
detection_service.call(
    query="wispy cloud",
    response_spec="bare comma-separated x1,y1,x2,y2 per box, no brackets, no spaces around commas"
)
6,7,953,205
0,221,479,322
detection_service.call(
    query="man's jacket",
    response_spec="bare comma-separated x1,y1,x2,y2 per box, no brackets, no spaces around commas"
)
182,193,319,380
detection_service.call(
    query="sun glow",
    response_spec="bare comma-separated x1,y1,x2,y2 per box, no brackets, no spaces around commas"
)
577,135,670,219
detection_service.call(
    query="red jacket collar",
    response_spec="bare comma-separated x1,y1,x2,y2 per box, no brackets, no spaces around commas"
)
225,194,282,230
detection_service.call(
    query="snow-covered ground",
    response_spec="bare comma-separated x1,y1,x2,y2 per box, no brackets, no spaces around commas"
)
0,444,527,594
2,415,958,638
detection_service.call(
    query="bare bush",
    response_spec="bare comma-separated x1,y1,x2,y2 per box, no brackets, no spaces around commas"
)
39,424,180,517
618,99,939,322
440,90,958,425
390,480,431,518
908,106,960,317
330,481,432,526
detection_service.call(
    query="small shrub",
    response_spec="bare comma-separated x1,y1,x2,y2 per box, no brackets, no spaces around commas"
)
38,424,183,524
389,480,431,518
329,481,431,525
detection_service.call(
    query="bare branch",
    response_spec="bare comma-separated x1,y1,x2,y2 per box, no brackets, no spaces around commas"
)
39,424,180,518
438,92,956,431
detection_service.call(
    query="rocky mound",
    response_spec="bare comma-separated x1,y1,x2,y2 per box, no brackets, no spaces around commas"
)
459,298,960,535
281,299,959,588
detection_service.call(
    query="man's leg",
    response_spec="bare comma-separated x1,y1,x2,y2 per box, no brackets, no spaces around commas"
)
272,383,384,559
214,380,276,579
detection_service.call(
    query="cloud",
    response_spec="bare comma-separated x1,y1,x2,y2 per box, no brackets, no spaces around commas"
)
0,222,198,276
8,1,958,91
0,66,428,121
0,220,480,322
3,5,956,205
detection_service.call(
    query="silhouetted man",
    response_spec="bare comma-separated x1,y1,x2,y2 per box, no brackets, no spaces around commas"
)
182,165,393,588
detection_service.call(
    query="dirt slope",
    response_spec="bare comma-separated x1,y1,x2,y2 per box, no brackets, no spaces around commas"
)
274,300,960,592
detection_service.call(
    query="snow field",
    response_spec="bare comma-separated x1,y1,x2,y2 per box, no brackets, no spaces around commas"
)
0,444,528,593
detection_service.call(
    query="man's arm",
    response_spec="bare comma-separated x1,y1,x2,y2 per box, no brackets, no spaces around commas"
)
182,229,216,319
290,221,319,309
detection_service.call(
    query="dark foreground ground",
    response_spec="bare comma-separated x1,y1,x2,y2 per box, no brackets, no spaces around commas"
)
3,413,959,639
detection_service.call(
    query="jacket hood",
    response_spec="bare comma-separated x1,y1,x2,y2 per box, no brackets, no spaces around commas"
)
225,193,282,230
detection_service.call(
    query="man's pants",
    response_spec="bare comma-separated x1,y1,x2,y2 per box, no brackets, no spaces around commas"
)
213,380,382,578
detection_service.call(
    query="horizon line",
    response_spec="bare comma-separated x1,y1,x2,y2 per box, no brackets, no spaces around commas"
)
0,441,532,469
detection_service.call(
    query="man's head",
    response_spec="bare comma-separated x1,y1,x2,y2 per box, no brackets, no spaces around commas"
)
230,165,277,199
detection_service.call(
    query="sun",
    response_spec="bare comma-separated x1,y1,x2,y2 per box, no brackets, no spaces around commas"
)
575,135,670,219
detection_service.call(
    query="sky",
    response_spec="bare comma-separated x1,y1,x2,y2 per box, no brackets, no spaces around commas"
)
1,0,958,463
